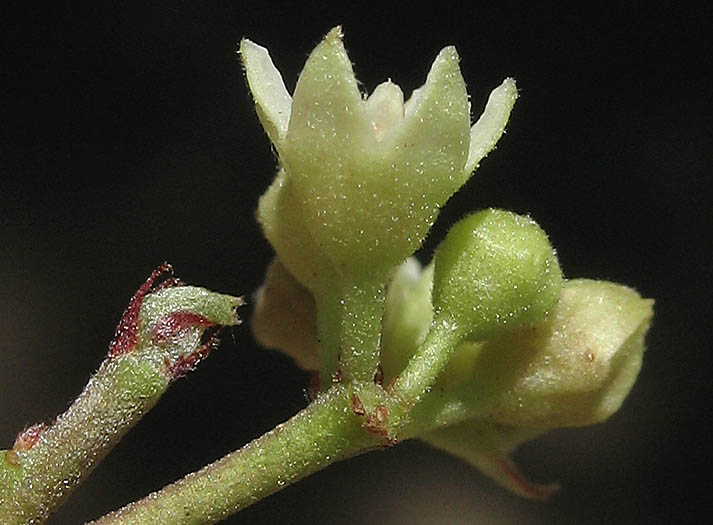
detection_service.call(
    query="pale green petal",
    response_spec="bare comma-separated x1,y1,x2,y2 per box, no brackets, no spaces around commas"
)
257,169,338,294
463,78,518,175
282,27,382,276
285,26,370,167
364,80,405,142
239,38,292,149
251,258,318,370
395,46,470,199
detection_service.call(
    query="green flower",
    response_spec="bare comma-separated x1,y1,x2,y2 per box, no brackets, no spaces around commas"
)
244,27,652,500
241,27,517,290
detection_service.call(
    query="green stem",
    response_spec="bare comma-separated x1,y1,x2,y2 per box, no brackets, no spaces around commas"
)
387,316,464,431
0,282,241,524
0,354,169,524
400,384,482,438
315,290,341,386
339,279,386,383
91,386,383,525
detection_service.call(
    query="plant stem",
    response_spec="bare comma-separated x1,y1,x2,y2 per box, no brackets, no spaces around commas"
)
0,354,169,524
0,278,241,524
315,290,341,385
339,279,386,383
91,385,383,525
399,385,481,438
386,318,464,431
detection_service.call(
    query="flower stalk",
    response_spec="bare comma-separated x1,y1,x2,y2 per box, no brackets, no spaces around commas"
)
90,386,384,525
338,279,387,383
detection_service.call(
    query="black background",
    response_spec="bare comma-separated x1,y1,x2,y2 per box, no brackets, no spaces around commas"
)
2,2,711,523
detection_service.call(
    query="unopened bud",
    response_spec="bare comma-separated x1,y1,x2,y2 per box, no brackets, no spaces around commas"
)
432,208,562,341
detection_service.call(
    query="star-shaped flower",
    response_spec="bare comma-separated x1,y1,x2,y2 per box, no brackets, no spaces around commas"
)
241,27,517,289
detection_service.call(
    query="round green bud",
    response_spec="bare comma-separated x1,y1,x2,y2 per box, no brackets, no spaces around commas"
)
432,208,562,340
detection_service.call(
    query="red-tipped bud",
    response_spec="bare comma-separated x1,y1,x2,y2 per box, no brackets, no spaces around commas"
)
13,423,47,452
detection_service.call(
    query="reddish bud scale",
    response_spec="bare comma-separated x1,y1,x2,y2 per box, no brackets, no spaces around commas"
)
364,405,391,441
350,394,397,445
495,457,560,501
306,371,321,401
13,423,48,451
164,332,218,380
108,262,175,357
151,311,214,344
351,393,365,416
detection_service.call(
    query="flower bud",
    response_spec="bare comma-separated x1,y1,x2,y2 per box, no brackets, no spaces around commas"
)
380,258,434,384
466,279,654,427
432,208,562,341
417,281,652,500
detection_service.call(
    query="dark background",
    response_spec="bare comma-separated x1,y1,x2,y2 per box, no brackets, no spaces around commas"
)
2,2,710,523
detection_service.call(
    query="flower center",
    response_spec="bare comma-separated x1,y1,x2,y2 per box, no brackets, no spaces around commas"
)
365,81,404,142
